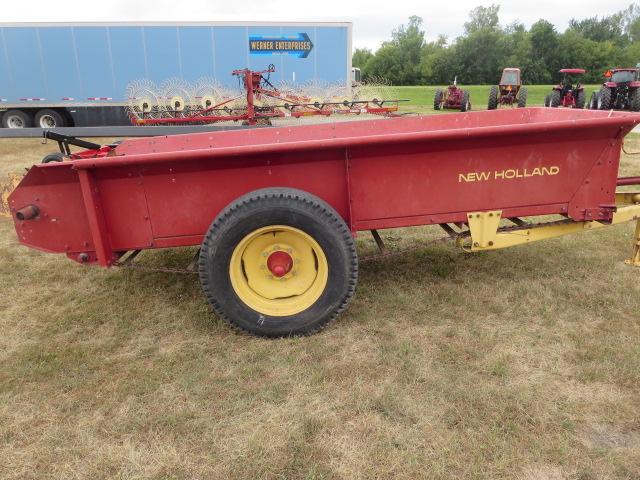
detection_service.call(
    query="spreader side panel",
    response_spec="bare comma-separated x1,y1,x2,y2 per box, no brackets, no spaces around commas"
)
347,126,621,229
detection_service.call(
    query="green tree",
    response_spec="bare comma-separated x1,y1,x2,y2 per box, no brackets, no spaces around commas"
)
456,28,507,84
365,16,425,85
352,48,374,70
419,35,461,84
568,14,625,46
528,20,560,83
464,4,501,35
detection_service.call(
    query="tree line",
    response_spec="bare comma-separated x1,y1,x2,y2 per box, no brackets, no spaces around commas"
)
352,4,640,85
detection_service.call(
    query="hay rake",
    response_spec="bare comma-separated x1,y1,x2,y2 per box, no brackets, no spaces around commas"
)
126,66,406,126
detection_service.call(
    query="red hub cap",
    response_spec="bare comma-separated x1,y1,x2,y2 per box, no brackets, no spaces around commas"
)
267,251,293,277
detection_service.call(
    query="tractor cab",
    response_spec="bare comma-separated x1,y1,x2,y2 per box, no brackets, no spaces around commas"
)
488,68,527,109
499,68,521,95
606,69,638,86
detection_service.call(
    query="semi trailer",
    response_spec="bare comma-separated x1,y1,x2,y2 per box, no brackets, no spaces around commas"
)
0,22,353,128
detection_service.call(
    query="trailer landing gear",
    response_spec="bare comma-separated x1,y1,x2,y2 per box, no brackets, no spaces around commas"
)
199,188,358,337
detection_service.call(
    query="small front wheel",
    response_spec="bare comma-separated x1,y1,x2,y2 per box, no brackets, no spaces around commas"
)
199,188,358,337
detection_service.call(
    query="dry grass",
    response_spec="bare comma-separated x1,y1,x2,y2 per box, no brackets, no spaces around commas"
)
0,134,639,479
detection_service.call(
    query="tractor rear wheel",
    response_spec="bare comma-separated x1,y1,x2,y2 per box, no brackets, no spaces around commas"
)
517,88,528,108
630,88,640,111
433,89,443,110
199,187,358,337
576,90,587,109
488,86,498,110
597,87,612,110
549,90,561,108
460,90,470,112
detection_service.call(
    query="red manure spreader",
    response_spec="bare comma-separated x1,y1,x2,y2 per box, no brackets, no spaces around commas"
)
7,108,640,337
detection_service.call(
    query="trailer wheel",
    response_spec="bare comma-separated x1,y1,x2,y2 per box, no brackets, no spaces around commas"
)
488,86,498,110
597,87,612,110
433,89,443,110
517,88,528,108
199,188,358,337
460,90,470,112
35,109,66,128
1,110,33,128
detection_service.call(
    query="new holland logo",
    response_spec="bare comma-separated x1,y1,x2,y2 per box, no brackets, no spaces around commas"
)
249,33,314,58
459,166,560,182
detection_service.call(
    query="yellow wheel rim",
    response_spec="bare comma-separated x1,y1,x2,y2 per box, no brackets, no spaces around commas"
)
229,225,328,316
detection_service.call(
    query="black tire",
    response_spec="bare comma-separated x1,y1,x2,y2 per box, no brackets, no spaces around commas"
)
544,94,551,107
549,90,561,108
433,89,443,110
35,109,66,128
1,109,33,128
41,152,71,163
589,91,599,109
597,86,612,110
460,90,470,112
576,90,587,109
199,187,358,337
488,86,499,110
517,87,528,108
630,88,640,111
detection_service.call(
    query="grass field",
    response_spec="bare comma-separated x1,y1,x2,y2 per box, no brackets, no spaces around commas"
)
1,108,639,479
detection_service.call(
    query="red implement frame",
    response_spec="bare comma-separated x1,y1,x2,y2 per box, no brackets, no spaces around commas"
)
8,108,640,268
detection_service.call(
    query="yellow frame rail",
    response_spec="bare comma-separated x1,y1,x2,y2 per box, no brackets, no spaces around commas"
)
458,192,640,267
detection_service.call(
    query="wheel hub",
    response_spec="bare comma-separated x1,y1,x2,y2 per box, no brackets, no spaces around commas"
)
266,250,293,277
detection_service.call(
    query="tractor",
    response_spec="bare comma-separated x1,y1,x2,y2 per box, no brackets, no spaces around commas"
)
544,69,586,108
433,77,471,112
592,68,640,111
487,68,527,109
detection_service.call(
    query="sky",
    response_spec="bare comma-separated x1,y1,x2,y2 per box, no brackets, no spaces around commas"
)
0,0,636,52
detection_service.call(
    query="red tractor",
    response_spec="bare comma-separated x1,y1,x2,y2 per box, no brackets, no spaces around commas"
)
590,68,640,111
433,77,471,112
487,68,527,109
544,69,586,108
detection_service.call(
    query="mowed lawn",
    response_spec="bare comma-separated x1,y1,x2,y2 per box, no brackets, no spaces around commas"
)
0,103,639,479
